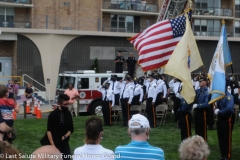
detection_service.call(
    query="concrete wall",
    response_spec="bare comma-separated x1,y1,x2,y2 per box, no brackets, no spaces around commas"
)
31,0,101,31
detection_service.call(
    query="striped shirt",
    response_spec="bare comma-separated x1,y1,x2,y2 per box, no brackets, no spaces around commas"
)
115,140,164,160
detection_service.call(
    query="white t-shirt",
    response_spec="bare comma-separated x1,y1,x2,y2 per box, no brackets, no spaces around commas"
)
73,144,114,160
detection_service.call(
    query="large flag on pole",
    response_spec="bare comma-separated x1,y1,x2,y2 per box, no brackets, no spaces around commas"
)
128,10,192,71
208,23,232,104
164,14,203,104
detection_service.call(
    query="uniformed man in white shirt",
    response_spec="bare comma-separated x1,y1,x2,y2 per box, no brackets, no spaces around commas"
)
110,75,121,105
131,78,144,105
146,74,158,128
120,77,134,127
98,82,115,126
155,74,167,106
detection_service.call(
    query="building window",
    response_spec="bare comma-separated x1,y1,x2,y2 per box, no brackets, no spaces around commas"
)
195,0,220,9
193,19,220,36
235,21,240,37
111,15,140,33
236,0,240,18
0,7,14,22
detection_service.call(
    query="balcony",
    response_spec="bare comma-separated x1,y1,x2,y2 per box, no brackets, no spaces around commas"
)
102,26,146,33
235,11,240,18
0,0,33,7
194,28,233,37
102,0,158,16
0,21,31,28
192,8,233,20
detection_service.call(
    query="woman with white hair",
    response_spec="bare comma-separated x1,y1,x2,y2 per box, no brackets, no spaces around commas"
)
179,135,210,160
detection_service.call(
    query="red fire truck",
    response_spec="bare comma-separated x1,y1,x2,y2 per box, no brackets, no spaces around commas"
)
55,70,126,115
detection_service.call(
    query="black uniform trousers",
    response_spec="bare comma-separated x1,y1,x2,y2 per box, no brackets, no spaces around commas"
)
207,104,214,129
127,67,134,78
114,94,120,105
102,100,112,126
194,109,207,141
55,139,71,160
146,97,156,128
131,95,141,115
217,116,232,159
180,112,192,141
155,92,163,107
121,98,130,127
115,65,123,73
174,97,181,123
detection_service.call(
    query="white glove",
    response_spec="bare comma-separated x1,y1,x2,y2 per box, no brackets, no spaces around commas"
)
176,93,182,99
234,88,238,94
107,77,111,81
214,109,220,115
193,104,197,109
172,110,174,114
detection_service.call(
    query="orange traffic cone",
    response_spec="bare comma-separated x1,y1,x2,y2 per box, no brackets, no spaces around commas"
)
36,101,42,119
12,109,16,120
26,101,31,114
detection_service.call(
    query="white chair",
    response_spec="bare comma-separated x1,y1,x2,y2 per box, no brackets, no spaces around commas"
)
196,32,200,36
155,105,167,126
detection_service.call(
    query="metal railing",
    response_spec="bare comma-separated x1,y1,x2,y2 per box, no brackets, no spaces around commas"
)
22,74,50,103
193,8,233,17
102,26,147,33
0,0,31,4
102,0,158,13
235,11,240,18
193,31,233,37
0,76,22,86
0,21,31,28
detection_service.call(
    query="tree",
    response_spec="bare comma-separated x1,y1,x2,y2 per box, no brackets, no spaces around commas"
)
91,58,99,73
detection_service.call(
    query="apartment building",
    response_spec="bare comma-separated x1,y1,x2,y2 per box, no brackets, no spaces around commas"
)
0,0,239,100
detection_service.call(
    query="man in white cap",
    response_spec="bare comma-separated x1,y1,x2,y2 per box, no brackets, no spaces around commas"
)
114,114,165,160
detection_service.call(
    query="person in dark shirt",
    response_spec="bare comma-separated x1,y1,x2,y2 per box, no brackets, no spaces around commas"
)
126,53,137,78
114,51,125,73
40,94,74,160
25,84,33,99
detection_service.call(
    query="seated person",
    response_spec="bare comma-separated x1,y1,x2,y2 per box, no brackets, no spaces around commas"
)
0,85,20,141
115,114,165,160
73,116,114,160
179,135,210,160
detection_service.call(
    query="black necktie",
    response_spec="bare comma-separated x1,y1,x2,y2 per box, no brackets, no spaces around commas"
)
112,82,115,90
104,90,107,101
122,84,126,98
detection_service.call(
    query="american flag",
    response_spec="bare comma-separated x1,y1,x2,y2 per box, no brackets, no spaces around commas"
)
129,11,192,71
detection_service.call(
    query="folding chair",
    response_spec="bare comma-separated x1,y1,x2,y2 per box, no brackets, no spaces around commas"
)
155,105,167,126
167,99,174,117
141,101,146,115
130,105,141,117
112,105,122,125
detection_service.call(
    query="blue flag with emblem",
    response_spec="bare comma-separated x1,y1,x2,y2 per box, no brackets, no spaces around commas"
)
208,23,232,104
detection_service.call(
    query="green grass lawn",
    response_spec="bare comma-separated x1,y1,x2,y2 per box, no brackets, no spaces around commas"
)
12,114,240,160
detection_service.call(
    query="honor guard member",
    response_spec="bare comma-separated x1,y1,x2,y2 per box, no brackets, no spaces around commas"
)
120,77,134,127
131,78,144,105
97,82,115,126
126,53,137,78
146,74,158,128
179,98,193,141
214,88,234,160
114,51,125,73
155,74,167,106
169,78,182,126
192,77,210,141
110,75,121,105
